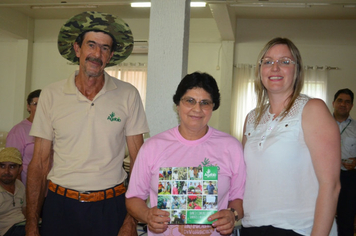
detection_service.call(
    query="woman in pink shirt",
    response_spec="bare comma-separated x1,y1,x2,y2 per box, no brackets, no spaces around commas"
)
172,184,179,195
6,89,41,186
126,72,246,236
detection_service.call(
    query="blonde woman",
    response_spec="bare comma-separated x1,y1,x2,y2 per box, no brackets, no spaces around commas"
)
241,37,340,236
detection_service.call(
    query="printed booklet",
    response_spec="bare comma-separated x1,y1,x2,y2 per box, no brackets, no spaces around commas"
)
157,166,218,225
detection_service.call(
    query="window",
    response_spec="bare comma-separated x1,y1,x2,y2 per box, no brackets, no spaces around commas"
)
106,62,147,107
301,66,328,103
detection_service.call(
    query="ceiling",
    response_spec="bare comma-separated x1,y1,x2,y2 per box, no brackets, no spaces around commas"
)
1,0,356,20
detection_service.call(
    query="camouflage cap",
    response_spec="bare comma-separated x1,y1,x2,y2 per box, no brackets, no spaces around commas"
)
58,11,134,67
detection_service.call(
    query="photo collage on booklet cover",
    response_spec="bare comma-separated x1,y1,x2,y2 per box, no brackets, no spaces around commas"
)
157,166,218,224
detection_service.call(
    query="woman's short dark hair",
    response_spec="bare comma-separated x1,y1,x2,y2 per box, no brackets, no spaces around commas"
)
173,72,220,111
27,89,42,105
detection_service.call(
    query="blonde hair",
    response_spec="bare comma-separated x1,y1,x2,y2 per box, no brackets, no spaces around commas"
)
254,37,304,127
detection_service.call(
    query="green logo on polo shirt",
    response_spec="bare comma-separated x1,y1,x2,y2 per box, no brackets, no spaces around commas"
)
107,112,121,122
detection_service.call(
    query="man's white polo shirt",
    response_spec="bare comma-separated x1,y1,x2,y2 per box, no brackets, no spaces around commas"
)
30,71,149,191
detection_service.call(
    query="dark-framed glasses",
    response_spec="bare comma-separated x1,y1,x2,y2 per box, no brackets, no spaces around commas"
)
180,97,214,110
260,57,296,67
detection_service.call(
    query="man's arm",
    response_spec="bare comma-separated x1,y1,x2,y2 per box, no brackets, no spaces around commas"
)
126,134,144,174
26,137,53,236
117,134,144,236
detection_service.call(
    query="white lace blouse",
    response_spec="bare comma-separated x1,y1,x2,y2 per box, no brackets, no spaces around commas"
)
241,94,337,236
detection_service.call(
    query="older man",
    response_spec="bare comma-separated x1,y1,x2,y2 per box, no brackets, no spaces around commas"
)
0,147,26,236
26,11,149,236
333,88,356,236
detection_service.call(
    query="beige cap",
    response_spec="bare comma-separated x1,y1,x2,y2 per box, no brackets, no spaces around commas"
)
0,147,22,165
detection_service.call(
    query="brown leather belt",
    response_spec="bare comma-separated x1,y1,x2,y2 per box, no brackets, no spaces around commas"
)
48,181,126,202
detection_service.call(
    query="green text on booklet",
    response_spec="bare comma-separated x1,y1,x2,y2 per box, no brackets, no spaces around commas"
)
157,166,218,224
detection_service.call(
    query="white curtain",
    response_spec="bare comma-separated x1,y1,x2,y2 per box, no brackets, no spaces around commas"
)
230,64,256,141
106,62,147,107
230,64,328,141
302,66,328,103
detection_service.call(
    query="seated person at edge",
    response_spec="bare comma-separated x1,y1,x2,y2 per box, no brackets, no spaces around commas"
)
0,148,26,236
241,37,340,236
6,89,41,187
126,72,246,236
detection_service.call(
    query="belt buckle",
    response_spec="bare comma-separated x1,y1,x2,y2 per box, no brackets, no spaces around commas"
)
78,191,91,202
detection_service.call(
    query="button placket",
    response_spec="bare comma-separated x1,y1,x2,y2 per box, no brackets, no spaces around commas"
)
258,117,279,149
258,130,267,149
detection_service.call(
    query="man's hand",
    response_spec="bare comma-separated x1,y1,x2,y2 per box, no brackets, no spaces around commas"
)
342,158,356,170
144,206,170,234
117,214,138,236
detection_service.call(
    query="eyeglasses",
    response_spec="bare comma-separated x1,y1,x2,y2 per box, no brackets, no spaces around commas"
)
180,97,214,110
260,57,296,67
30,102,38,106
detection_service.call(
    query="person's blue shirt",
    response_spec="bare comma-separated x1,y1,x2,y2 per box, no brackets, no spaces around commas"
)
206,184,215,194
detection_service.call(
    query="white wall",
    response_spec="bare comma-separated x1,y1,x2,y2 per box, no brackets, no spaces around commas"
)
189,19,223,130
0,42,18,131
234,19,356,118
188,42,222,129
0,9,35,132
